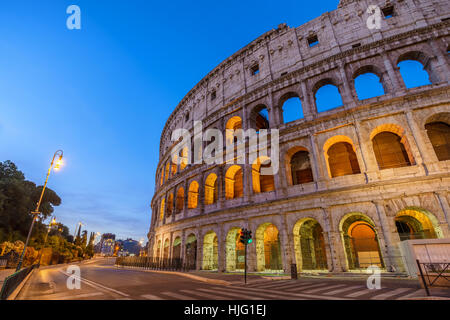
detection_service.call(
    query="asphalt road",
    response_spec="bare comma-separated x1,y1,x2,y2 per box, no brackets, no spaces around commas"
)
16,258,447,300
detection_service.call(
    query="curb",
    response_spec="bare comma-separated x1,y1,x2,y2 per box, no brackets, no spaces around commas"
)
7,268,35,300
115,266,232,286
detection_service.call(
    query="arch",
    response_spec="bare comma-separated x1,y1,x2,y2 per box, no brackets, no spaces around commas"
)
156,239,162,259
280,93,304,123
163,238,170,259
202,231,218,270
185,234,197,269
225,165,243,199
166,193,174,217
175,187,184,213
286,147,314,185
225,227,245,271
170,155,178,176
226,116,243,145
313,78,343,113
159,167,164,186
339,213,384,270
255,223,282,272
252,156,275,193
370,124,415,169
164,162,170,182
425,121,450,161
172,236,181,260
353,65,386,100
395,207,444,241
397,51,437,87
323,136,361,178
188,181,199,209
159,198,165,221
179,146,189,171
204,173,218,205
250,105,269,131
293,218,328,271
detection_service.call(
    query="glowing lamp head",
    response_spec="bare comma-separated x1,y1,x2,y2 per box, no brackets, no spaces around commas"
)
54,157,63,171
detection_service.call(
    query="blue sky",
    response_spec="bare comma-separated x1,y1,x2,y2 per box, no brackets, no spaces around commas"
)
0,1,429,242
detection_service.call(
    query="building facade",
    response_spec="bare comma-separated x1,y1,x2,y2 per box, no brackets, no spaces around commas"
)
148,0,450,274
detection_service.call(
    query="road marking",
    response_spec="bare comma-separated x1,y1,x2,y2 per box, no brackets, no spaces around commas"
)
370,288,412,300
395,289,425,300
197,288,261,300
325,285,364,295
209,286,299,300
302,284,348,294
59,270,129,297
260,281,316,291
141,294,164,300
58,292,104,300
285,282,331,292
161,291,197,300
253,280,292,288
179,289,233,300
345,288,379,298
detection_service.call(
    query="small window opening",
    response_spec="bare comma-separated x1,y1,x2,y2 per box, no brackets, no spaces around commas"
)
251,64,260,76
382,6,394,19
308,35,319,47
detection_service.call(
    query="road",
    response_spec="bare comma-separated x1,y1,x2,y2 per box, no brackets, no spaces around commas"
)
16,258,443,300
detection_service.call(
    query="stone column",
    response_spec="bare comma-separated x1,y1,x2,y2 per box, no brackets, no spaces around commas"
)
310,134,328,189
372,200,404,272
404,110,431,174
199,172,205,214
338,64,356,108
321,208,345,272
382,52,406,92
353,121,376,182
183,180,189,218
301,81,314,121
433,192,450,237
280,214,294,274
218,166,225,209
180,229,186,262
217,224,226,273
196,229,203,271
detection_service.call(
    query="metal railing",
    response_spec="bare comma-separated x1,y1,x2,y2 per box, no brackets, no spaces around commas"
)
0,264,38,300
0,257,7,269
416,260,450,296
115,256,196,272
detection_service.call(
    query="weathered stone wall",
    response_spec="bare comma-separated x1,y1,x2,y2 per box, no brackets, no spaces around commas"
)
148,0,450,274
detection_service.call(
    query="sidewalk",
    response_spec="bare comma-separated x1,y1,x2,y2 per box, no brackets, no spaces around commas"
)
0,269,15,287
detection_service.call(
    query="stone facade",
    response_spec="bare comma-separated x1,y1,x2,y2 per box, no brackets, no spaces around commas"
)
148,0,450,274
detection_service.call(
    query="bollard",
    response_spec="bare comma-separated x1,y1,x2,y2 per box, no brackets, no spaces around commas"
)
291,263,298,280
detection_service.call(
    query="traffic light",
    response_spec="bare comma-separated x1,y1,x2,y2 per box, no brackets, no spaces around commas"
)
247,230,252,244
239,228,252,245
239,229,246,244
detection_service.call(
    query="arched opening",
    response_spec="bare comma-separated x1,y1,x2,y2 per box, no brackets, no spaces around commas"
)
395,208,441,241
293,219,328,271
256,223,282,272
160,167,164,186
425,122,450,161
185,234,197,269
159,198,165,221
204,173,218,205
226,116,243,145
225,165,243,199
171,154,178,176
179,147,189,171
163,239,170,259
252,157,275,193
326,140,361,178
175,187,184,213
225,228,245,271
188,181,199,209
372,132,412,169
340,214,384,270
202,231,218,270
166,193,174,217
156,240,161,259
289,150,314,185
397,57,433,89
353,67,386,100
281,95,304,123
314,79,343,113
172,237,181,260
250,105,269,132
164,162,170,182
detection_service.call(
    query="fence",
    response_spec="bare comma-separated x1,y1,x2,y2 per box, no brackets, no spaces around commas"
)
115,256,196,271
0,264,38,300
416,260,450,296
0,257,7,269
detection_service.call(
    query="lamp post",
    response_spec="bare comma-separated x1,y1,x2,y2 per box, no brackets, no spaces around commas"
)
16,150,63,271
37,216,57,266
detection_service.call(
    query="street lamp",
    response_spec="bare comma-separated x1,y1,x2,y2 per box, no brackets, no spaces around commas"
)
37,216,57,266
16,150,64,271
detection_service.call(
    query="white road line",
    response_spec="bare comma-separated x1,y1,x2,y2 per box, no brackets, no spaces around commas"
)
285,282,332,292
141,294,165,300
345,288,379,298
197,288,261,300
303,284,348,294
179,289,233,300
250,280,293,288
161,291,197,300
325,285,364,295
58,292,104,300
210,286,299,300
370,288,412,300
395,289,425,300
264,281,316,291
59,270,129,297
210,285,350,300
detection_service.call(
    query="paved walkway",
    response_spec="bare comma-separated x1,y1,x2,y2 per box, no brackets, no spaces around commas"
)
0,269,15,286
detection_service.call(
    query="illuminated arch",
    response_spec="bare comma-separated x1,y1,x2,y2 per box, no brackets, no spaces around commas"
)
188,181,199,209
225,165,243,199
395,207,443,240
293,218,328,271
225,116,243,145
159,198,165,221
202,231,218,270
285,146,314,186
175,187,184,213
204,173,218,205
166,193,174,217
252,156,275,193
172,236,181,260
225,227,245,271
323,135,361,178
255,223,282,272
425,113,450,161
185,234,197,269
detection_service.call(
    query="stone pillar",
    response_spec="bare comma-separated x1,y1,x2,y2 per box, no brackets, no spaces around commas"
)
280,215,294,274
196,229,203,271
267,89,281,127
321,208,345,272
183,180,189,218
382,52,406,92
168,232,174,260
338,64,356,108
217,224,226,273
180,229,186,262
218,167,225,209
247,221,257,272
199,172,205,214
433,192,450,236
310,134,329,189
429,40,450,83
404,110,431,174
353,121,376,182
372,201,404,272
301,81,314,121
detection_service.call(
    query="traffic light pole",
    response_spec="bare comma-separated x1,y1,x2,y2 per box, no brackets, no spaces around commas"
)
244,242,247,285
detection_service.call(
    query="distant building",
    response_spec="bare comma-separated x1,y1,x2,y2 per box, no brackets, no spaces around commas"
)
96,233,116,256
115,238,142,256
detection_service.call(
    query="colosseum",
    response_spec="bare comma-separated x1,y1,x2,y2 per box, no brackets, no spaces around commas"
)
147,0,450,275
